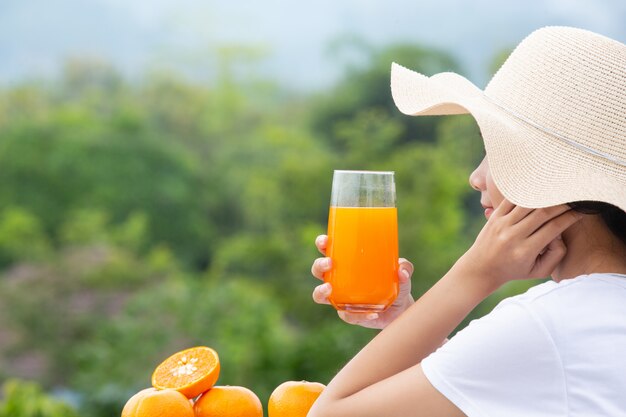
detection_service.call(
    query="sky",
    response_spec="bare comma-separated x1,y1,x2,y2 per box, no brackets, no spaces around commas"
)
1,0,625,90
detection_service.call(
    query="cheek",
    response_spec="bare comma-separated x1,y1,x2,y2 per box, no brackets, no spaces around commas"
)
486,174,505,206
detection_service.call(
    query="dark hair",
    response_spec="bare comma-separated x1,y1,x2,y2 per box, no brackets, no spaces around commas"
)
568,201,626,247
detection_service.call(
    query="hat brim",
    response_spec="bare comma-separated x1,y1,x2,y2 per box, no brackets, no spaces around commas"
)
391,63,626,212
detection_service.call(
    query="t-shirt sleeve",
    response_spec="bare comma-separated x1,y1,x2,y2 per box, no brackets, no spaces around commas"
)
421,300,566,417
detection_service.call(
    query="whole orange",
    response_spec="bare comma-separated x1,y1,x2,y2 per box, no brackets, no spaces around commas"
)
193,386,263,417
268,381,325,417
121,388,193,417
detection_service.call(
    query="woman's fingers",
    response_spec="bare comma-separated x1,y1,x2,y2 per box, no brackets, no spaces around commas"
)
492,199,537,226
514,205,572,236
505,205,534,225
396,258,414,306
315,235,328,255
528,209,583,251
311,257,331,280
312,283,332,305
531,234,567,278
398,258,414,282
491,198,516,218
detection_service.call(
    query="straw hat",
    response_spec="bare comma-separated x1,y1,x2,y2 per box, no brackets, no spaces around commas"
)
391,26,626,212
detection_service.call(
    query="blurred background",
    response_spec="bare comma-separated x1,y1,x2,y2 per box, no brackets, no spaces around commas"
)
0,0,624,415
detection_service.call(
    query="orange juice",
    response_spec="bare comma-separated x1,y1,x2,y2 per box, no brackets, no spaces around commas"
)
324,206,399,312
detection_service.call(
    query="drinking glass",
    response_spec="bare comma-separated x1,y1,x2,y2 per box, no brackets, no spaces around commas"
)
324,170,399,313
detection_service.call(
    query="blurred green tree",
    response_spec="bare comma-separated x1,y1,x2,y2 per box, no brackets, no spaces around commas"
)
0,207,51,267
0,379,78,417
0,42,506,417
311,39,461,151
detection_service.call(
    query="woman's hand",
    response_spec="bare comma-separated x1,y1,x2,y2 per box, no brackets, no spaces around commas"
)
310,235,414,329
456,199,584,292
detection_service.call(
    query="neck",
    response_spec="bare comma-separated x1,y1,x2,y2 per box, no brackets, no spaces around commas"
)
552,215,626,282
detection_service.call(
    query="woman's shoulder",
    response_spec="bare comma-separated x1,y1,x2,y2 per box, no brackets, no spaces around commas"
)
494,273,626,343
426,276,626,416
505,272,626,307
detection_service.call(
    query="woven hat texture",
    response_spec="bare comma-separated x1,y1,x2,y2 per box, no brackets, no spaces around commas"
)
391,26,626,212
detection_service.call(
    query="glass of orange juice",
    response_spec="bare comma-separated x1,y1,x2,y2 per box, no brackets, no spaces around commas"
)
324,170,399,313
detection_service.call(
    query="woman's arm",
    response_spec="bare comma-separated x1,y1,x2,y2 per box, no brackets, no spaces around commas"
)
308,201,582,417
309,262,489,417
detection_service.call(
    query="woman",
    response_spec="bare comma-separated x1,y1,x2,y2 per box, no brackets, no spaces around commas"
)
308,27,626,416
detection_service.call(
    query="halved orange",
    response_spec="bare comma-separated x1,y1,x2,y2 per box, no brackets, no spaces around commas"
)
151,346,220,399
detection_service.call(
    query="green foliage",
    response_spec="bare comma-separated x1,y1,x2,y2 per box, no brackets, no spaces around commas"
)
0,41,495,417
0,207,51,267
0,379,78,417
488,48,514,77
312,41,461,150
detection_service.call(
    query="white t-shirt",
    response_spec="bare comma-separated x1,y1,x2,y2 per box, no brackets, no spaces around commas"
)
421,273,626,417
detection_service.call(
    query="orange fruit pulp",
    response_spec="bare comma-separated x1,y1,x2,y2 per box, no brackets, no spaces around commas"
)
151,346,220,399
121,388,193,417
325,206,399,312
268,380,326,417
193,386,263,417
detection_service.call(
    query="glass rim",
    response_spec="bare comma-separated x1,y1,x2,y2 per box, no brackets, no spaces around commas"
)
333,170,395,175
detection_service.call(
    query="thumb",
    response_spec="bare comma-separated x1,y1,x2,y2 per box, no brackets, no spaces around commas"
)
533,235,567,278
397,259,413,297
